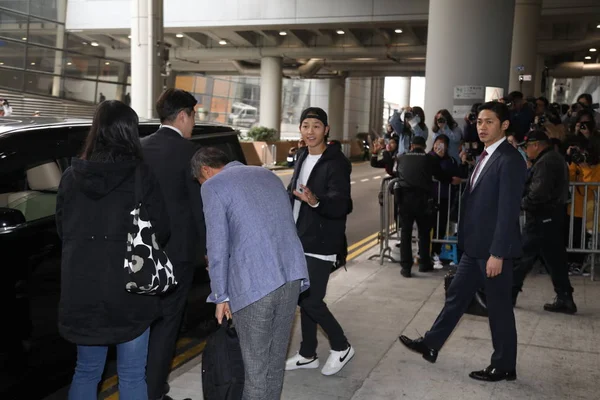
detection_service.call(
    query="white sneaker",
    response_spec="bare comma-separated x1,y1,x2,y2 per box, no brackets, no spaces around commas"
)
433,261,444,270
321,346,355,376
285,352,319,371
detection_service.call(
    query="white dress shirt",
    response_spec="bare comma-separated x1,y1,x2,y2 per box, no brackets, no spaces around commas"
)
160,124,184,137
471,137,506,187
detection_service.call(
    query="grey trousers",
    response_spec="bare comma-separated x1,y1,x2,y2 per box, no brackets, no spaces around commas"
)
233,280,301,400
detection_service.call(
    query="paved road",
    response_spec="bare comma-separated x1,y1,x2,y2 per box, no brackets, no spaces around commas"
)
276,161,386,246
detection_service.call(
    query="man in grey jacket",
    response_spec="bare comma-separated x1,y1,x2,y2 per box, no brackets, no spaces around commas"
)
191,147,309,400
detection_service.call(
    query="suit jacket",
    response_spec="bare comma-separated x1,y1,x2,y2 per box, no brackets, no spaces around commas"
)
202,162,309,313
141,127,206,269
458,140,527,259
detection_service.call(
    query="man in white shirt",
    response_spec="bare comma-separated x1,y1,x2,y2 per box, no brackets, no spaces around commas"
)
285,107,355,376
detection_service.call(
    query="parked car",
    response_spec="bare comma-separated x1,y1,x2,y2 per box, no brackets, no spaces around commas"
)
0,117,246,399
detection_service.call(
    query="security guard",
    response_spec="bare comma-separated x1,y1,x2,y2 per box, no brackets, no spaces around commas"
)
396,136,459,277
513,130,576,313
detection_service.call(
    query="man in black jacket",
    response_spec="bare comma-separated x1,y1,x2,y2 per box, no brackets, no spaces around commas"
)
142,89,206,400
513,130,576,314
284,107,355,376
396,136,460,277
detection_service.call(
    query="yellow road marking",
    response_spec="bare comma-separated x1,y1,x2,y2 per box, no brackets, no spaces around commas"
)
347,239,379,261
347,232,378,252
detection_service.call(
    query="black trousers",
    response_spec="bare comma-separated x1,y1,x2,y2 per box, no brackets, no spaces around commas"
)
147,263,195,400
399,191,432,269
424,254,517,371
514,211,573,296
299,256,348,358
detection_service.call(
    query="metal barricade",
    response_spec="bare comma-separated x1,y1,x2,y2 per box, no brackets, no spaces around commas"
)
370,177,599,281
565,182,600,281
368,177,400,265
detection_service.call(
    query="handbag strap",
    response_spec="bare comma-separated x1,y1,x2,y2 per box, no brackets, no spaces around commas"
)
134,165,142,205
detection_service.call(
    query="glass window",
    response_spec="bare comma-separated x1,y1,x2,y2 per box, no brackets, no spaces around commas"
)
0,39,26,69
0,0,29,14
30,1,62,22
0,8,28,42
25,72,54,95
63,77,96,103
63,53,99,80
0,68,24,90
96,82,119,103
98,59,125,83
26,46,58,73
27,15,60,47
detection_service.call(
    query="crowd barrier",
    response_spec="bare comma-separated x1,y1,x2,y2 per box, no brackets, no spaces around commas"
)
372,177,598,281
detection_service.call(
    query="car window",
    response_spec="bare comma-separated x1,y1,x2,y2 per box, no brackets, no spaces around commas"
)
0,160,62,223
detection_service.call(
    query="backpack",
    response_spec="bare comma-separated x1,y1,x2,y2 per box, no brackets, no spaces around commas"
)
202,318,245,400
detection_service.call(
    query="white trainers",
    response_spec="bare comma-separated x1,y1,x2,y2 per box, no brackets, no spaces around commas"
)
321,345,355,376
285,352,319,371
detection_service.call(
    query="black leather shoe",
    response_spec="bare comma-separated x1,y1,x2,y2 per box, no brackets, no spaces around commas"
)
544,296,577,314
398,335,437,363
469,366,516,382
400,268,412,278
162,396,192,400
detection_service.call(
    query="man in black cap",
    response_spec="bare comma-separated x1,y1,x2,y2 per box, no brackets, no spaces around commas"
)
513,130,576,313
396,136,461,277
285,107,355,376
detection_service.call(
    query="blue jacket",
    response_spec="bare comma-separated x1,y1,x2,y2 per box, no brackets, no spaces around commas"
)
202,162,309,313
390,110,429,155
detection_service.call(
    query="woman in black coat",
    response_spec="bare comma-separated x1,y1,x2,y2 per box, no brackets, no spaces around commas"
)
56,101,170,400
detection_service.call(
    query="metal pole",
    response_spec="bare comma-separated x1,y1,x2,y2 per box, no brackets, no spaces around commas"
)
271,144,277,167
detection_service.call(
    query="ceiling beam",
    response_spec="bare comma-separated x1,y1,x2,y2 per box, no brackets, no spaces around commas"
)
287,29,313,47
257,30,281,46
184,32,210,47
232,31,259,47
401,25,422,45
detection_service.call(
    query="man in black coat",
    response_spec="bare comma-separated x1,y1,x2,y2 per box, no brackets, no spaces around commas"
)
142,89,206,400
400,101,527,382
513,130,576,313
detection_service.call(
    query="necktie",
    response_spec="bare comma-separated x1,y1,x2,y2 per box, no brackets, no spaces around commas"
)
470,150,488,189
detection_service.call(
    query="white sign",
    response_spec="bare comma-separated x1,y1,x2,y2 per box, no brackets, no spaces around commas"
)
454,85,484,100
519,74,532,82
452,105,473,120
485,87,504,102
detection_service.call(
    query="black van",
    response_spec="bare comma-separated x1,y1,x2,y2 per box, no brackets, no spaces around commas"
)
0,117,245,399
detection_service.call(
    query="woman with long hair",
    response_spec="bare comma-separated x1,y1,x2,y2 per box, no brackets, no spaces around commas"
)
56,100,170,399
432,109,463,162
389,106,428,156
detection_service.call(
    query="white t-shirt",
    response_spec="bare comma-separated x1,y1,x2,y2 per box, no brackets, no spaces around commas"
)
293,154,337,263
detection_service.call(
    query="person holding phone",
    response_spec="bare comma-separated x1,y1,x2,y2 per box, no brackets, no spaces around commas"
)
389,106,429,156
432,109,463,163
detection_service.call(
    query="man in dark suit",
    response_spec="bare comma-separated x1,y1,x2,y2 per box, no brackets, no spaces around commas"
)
399,101,527,382
142,89,205,400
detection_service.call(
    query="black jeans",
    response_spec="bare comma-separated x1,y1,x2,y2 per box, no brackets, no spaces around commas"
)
299,256,348,358
399,190,433,269
514,210,574,295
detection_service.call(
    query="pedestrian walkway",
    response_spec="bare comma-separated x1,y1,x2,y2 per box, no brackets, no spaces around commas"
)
166,248,599,400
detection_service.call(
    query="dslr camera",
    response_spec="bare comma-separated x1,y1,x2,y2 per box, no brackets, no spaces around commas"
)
571,147,588,164
468,112,477,122
404,111,413,120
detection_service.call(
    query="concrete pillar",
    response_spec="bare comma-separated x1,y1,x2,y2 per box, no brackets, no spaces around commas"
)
115,63,128,101
398,76,411,109
165,70,177,89
51,0,67,97
131,0,163,119
424,0,515,143
328,77,346,141
259,56,282,138
369,77,385,135
508,0,542,95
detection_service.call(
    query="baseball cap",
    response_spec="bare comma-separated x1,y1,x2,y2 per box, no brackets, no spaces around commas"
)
411,136,426,147
518,130,549,147
300,107,328,126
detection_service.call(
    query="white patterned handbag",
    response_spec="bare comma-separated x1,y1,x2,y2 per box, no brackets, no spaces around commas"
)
124,166,177,295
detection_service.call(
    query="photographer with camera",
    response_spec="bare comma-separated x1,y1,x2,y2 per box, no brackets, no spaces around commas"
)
432,109,462,163
389,106,429,156
0,98,13,117
563,93,600,128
